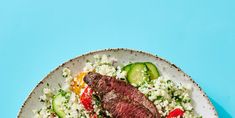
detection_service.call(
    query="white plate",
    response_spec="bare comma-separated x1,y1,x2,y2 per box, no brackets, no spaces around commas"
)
18,48,218,118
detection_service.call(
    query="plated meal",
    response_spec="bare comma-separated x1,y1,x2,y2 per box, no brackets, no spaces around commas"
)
18,49,218,118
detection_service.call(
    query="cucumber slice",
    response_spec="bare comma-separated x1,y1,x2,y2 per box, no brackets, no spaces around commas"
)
52,92,68,118
122,63,133,73
127,63,149,86
145,62,160,80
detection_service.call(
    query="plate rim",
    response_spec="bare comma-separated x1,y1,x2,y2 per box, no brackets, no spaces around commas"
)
18,48,218,117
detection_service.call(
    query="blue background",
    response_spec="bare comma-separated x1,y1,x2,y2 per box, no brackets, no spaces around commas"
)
0,0,234,117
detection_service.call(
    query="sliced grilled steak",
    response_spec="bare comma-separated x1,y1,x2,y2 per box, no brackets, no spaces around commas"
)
84,72,160,118
102,90,154,118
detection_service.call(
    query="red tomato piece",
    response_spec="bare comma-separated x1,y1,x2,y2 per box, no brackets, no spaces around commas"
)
167,108,184,118
80,86,93,111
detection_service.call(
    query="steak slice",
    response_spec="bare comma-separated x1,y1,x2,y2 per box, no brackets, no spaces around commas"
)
84,72,160,118
102,90,154,118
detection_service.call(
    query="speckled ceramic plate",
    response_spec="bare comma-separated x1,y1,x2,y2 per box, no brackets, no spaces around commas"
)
18,48,218,118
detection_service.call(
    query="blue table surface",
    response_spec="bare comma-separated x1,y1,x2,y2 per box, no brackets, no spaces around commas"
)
0,0,234,117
